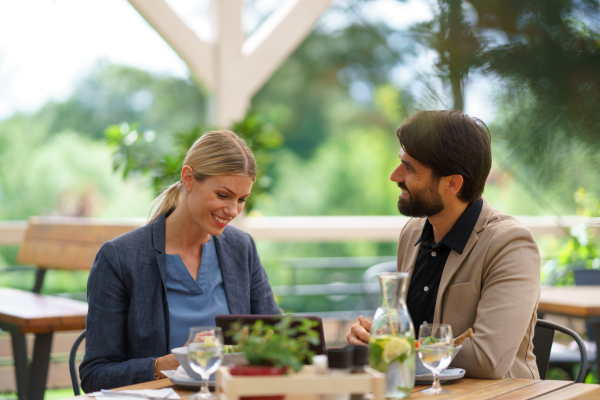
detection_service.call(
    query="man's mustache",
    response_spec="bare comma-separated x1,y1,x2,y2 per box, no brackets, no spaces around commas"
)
398,182,409,192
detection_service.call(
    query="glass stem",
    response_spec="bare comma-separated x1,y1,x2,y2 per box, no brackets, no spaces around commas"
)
202,375,210,394
431,372,442,392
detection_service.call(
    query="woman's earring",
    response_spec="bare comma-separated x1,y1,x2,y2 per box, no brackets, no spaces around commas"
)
187,186,192,192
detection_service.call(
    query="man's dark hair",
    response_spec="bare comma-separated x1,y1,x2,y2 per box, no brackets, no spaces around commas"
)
396,110,492,204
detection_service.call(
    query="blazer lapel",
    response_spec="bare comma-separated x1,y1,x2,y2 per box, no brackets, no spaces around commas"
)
151,214,168,289
214,230,244,314
433,197,494,323
400,226,423,283
150,213,169,351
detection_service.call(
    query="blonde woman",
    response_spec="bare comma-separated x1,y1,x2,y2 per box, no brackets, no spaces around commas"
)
80,131,280,392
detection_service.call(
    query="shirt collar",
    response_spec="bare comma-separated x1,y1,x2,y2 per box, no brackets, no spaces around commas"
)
414,197,483,254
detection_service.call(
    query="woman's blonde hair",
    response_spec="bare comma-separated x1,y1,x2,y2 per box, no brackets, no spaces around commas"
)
148,130,256,223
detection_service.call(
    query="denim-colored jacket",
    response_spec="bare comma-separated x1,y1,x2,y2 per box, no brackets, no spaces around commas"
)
80,212,280,392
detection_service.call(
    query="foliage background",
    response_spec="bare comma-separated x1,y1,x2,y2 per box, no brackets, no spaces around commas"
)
1,0,599,311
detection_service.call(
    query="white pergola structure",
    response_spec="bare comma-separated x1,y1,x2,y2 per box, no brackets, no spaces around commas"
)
127,0,332,127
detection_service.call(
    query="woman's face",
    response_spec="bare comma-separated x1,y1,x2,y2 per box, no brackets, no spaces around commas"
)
185,174,253,237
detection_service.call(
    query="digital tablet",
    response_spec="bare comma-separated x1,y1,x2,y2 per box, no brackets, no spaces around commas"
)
215,314,327,356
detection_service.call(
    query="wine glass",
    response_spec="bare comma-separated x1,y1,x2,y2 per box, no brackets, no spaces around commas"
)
417,323,454,395
188,326,224,400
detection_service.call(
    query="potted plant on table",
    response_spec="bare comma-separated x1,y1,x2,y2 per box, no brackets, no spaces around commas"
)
227,316,321,400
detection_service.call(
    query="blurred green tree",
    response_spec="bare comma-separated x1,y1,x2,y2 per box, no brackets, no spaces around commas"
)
33,62,208,139
251,20,408,157
410,0,486,110
542,188,600,285
104,113,283,211
407,0,600,206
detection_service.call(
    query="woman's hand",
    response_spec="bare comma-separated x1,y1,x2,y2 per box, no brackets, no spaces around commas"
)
185,330,214,346
346,315,372,346
155,354,180,379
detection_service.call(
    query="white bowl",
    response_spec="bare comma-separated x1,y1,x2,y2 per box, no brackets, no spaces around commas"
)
171,347,248,380
416,345,462,376
172,347,202,380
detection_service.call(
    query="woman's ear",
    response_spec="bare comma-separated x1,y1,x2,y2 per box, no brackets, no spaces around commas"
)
181,166,195,189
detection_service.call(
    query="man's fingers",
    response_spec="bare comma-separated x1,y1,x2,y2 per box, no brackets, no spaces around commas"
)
358,315,373,331
347,333,368,347
347,336,368,346
351,323,371,343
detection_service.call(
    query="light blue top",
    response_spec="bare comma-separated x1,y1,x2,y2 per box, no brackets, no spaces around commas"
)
165,236,230,349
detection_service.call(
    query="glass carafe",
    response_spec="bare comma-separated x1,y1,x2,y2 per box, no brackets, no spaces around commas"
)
369,272,415,399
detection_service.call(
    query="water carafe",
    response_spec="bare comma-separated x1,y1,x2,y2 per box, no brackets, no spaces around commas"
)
368,272,415,398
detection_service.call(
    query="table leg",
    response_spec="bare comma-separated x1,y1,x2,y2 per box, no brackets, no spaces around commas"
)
32,269,47,294
593,322,600,383
10,331,29,400
27,333,53,400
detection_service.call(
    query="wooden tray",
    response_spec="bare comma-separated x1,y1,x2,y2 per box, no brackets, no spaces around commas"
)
216,365,385,400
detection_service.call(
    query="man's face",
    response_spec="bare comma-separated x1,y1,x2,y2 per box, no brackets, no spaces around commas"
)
390,148,444,218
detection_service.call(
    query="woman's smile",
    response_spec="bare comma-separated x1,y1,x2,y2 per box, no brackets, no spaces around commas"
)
211,213,231,227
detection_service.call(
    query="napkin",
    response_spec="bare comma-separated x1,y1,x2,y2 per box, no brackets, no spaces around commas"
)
89,388,180,399
176,365,189,377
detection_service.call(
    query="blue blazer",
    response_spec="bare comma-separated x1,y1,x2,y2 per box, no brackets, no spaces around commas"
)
80,212,280,392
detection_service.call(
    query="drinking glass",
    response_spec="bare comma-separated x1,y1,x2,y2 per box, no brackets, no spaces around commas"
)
188,326,224,400
417,323,454,395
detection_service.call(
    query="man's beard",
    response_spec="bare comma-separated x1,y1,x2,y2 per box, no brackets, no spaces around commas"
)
397,180,444,218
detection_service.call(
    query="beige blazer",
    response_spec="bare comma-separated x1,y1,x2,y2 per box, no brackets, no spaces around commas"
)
397,197,540,379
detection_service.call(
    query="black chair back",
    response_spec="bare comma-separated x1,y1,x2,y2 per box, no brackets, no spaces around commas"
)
574,269,600,286
69,330,86,395
532,322,556,380
533,319,587,382
574,269,600,341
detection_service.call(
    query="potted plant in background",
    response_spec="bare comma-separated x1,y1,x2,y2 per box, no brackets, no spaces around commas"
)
227,316,321,400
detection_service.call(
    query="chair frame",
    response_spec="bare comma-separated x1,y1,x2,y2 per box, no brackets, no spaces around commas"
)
534,319,587,383
69,329,86,395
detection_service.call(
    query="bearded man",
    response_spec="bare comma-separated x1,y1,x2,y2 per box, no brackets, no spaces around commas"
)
347,110,541,380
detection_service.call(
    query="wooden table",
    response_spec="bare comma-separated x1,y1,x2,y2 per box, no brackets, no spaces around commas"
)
64,376,600,400
539,286,600,381
0,288,88,400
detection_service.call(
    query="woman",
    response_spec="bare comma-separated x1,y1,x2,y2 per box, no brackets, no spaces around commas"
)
80,130,280,392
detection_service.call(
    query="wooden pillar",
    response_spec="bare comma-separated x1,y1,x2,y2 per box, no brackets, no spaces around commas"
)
211,0,248,127
128,0,332,128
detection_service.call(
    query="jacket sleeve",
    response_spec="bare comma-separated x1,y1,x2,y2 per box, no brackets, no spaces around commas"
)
79,242,155,392
451,223,540,379
248,235,281,315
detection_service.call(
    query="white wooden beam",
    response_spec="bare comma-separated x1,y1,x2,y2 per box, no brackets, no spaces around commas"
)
128,0,331,127
127,0,215,90
244,0,333,97
211,0,248,127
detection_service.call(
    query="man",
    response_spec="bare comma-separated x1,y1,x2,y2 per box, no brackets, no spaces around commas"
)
347,110,540,380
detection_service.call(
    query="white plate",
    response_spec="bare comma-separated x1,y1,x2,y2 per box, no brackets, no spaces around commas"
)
416,345,462,375
162,370,215,388
415,367,465,384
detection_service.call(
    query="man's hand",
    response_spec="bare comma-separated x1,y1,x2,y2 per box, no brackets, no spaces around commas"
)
346,315,372,346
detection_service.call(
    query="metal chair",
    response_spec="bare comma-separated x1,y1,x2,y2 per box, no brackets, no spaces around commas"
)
544,269,599,380
69,329,86,395
533,319,587,382
355,261,397,311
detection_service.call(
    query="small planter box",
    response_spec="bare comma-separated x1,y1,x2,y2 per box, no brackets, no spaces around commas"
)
216,365,386,400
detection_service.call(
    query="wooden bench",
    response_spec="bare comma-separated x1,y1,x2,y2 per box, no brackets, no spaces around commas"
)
2,217,139,400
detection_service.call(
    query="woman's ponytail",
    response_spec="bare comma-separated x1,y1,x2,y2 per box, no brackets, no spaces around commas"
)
147,181,184,224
